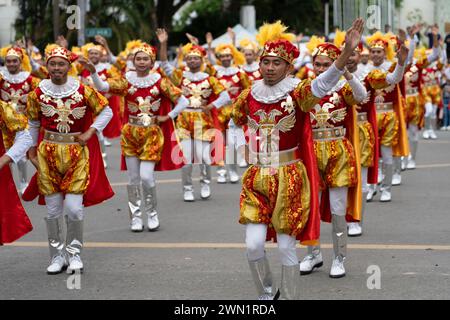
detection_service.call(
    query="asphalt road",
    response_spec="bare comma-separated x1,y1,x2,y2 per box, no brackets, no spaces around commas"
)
1,132,450,300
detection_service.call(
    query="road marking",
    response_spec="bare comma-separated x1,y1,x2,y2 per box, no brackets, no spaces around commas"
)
5,242,450,250
109,163,450,187
416,163,450,169
422,140,450,144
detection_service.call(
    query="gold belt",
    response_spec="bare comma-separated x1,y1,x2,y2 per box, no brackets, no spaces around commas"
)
357,112,368,123
43,131,80,145
424,82,438,88
406,88,419,96
185,108,204,112
129,115,157,127
376,102,394,113
248,147,301,167
313,127,346,141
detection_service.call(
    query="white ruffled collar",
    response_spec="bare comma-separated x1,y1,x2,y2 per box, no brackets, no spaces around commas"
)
183,71,209,82
39,77,80,99
369,61,392,73
214,65,240,77
251,77,301,104
0,70,30,84
126,71,161,88
242,62,260,73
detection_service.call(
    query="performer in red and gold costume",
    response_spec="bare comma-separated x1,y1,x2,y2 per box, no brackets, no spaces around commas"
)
299,35,369,278
159,30,231,202
403,25,441,168
0,100,33,245
337,31,409,238
0,46,40,193
79,43,124,143
83,41,190,233
364,32,410,203
211,44,251,183
232,19,365,299
239,39,262,82
24,47,114,275
421,30,445,141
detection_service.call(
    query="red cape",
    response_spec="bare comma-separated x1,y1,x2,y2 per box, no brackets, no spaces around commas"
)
120,97,185,172
320,106,362,224
0,138,33,245
22,109,115,207
103,95,123,139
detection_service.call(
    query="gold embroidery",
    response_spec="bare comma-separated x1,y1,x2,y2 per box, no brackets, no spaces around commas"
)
40,96,87,134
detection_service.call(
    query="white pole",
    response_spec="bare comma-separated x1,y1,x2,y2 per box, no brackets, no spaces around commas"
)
77,0,86,46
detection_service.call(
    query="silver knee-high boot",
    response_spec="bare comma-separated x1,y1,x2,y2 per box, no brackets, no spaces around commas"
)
380,163,393,202
330,215,347,278
280,264,300,300
143,184,159,231
200,164,211,199
65,217,84,274
182,164,194,202
248,255,279,300
127,184,143,232
45,216,68,275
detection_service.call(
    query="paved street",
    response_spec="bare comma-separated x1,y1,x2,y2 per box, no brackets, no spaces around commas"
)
1,132,450,300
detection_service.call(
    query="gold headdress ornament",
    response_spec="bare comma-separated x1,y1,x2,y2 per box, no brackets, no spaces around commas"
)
45,44,60,58
306,36,326,54
333,30,363,52
414,46,427,64
306,35,341,61
366,31,395,62
71,46,82,56
81,43,104,58
46,46,79,64
134,43,157,61
126,40,144,55
0,46,32,72
181,43,206,58
333,29,346,49
256,20,296,47
215,43,245,66
239,38,259,54
256,21,299,64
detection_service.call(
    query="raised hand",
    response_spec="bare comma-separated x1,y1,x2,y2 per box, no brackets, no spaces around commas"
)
345,18,365,52
227,27,236,42
186,33,199,45
156,28,169,44
95,35,109,48
206,32,213,46
397,44,409,66
408,24,421,38
56,35,68,49
398,29,407,44
78,57,96,74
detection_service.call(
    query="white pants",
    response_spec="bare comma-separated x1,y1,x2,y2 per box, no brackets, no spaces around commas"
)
326,187,348,217
361,167,369,193
408,124,420,142
246,224,298,266
125,157,156,188
381,145,393,165
46,193,84,221
425,102,437,119
181,139,212,165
